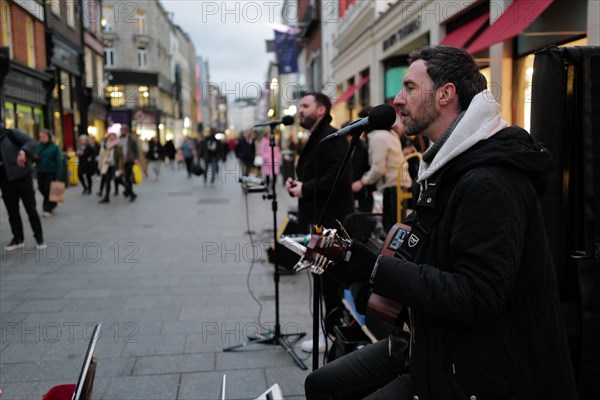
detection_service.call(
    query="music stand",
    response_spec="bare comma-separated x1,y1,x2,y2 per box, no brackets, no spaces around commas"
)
72,323,101,400
223,123,307,370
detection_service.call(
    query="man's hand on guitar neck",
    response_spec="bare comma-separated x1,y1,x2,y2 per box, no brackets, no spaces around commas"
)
327,241,377,287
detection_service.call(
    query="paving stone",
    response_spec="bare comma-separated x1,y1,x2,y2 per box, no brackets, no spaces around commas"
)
179,369,267,400
100,374,180,400
132,352,214,375
1,164,313,399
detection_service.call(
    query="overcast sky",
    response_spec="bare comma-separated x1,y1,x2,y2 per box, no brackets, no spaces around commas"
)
161,1,287,103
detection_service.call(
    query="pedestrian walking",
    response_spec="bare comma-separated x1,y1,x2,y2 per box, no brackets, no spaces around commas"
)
119,125,139,202
181,136,197,178
77,134,97,195
259,132,281,188
97,132,124,204
146,135,164,181
203,129,220,184
34,130,63,218
165,139,176,170
0,124,47,250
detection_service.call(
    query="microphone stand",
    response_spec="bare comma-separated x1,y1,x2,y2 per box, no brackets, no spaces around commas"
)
312,128,362,370
223,123,307,370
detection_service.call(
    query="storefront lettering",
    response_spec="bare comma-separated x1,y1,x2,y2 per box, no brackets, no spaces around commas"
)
383,16,422,52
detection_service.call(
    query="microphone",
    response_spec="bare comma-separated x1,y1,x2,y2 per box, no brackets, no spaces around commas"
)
321,104,396,142
253,115,295,127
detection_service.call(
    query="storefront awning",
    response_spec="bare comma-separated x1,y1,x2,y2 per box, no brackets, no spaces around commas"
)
333,75,370,106
440,13,489,48
466,0,553,54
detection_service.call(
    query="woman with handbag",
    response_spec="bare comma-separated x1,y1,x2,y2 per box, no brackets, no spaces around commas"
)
34,130,63,218
97,132,124,204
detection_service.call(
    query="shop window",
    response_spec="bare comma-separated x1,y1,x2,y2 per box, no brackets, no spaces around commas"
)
385,66,407,102
347,78,355,109
60,70,72,111
138,86,149,107
107,85,125,107
26,15,36,68
514,54,535,132
359,70,370,108
16,104,34,136
1,2,12,56
4,102,15,129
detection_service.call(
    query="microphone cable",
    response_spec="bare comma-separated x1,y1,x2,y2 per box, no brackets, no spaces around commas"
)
242,181,270,333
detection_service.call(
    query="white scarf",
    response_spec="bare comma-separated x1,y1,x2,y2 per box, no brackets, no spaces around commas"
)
417,90,507,183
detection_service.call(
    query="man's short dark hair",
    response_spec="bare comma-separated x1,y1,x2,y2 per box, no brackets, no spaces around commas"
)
358,106,372,119
408,45,487,111
302,91,332,116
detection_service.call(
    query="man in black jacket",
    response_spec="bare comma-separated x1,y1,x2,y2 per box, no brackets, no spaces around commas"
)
305,46,578,399
285,92,354,353
0,125,46,251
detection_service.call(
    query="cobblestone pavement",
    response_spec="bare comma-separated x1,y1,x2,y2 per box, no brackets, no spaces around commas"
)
1,159,316,400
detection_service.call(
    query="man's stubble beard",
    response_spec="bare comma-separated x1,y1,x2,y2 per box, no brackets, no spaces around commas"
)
299,114,317,130
403,92,440,137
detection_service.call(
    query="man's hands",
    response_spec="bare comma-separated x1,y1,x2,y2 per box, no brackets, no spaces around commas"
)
351,180,364,193
16,150,26,168
327,240,378,287
285,177,303,198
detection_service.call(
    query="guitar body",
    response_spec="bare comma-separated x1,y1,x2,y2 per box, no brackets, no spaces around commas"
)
366,223,411,325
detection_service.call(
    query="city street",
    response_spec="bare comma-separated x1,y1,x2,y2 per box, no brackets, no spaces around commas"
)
0,160,314,400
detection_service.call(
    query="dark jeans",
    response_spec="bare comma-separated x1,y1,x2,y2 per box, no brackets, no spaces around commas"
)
101,168,114,200
37,171,57,212
203,157,219,183
184,157,194,177
123,161,135,196
305,338,411,400
78,168,93,193
0,168,44,242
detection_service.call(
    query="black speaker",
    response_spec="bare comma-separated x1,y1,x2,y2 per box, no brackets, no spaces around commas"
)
531,46,600,400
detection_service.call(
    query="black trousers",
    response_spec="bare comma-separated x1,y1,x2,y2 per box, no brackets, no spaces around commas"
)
184,157,194,177
101,167,114,200
78,168,93,192
37,171,57,212
305,338,411,400
0,168,44,242
123,161,135,196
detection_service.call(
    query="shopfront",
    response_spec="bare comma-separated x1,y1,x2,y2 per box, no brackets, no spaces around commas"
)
2,62,51,140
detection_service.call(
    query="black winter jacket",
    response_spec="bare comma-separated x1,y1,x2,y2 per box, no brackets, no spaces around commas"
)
0,128,37,181
295,115,354,231
374,127,578,399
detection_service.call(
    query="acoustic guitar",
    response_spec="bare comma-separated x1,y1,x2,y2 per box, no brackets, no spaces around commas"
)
279,223,410,325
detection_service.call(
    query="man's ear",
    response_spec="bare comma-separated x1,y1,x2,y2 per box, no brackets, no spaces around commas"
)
438,83,457,106
316,104,327,118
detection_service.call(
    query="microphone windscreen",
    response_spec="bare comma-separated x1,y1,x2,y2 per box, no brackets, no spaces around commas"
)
368,104,396,130
282,115,295,126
